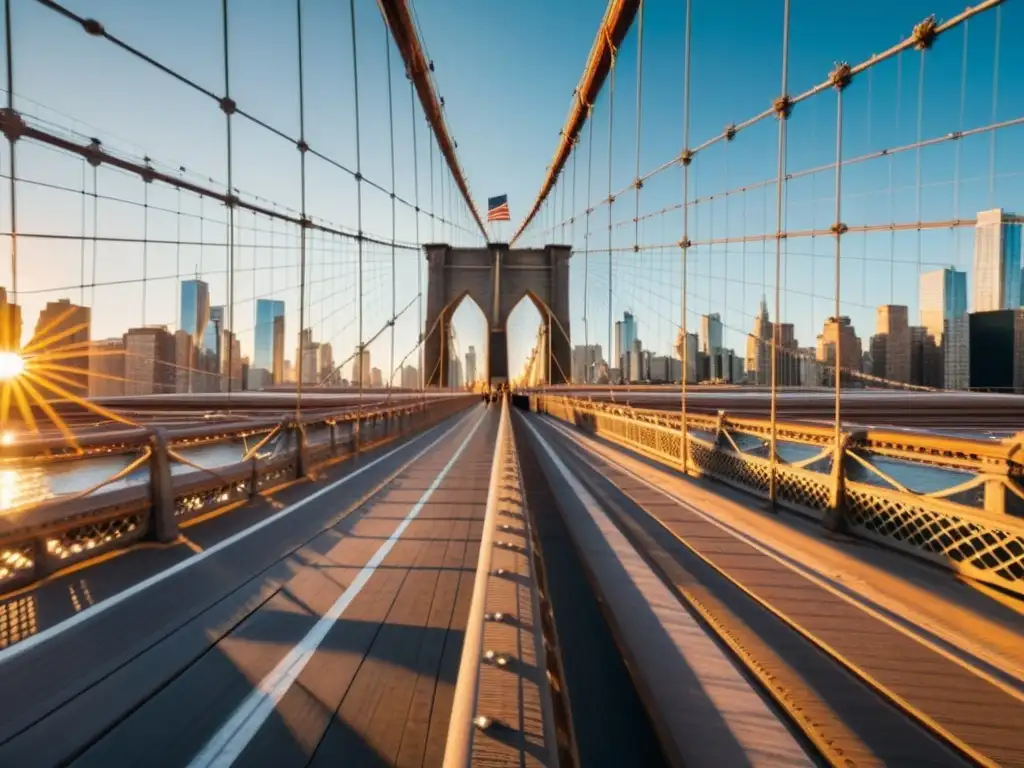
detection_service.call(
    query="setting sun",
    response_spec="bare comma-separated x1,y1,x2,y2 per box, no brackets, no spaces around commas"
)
0,351,25,381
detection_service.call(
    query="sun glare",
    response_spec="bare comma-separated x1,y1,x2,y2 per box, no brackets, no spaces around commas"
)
0,351,25,381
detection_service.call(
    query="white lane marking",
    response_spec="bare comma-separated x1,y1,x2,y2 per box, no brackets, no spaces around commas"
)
0,408,478,667
187,409,488,768
540,415,1024,701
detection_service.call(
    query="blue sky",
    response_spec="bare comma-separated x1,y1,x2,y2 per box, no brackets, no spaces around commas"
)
0,0,1021,383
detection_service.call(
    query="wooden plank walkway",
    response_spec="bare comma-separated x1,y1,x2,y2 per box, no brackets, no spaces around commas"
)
0,406,501,768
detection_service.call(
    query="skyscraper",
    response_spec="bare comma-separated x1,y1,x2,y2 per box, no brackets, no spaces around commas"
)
123,326,175,395
0,287,22,351
816,316,862,385
746,296,771,385
254,299,285,379
88,337,125,397
973,208,1022,312
297,328,320,385
32,299,91,390
352,346,371,388
180,279,210,391
180,279,210,343
465,346,477,386
701,313,723,379
870,305,911,384
920,267,969,389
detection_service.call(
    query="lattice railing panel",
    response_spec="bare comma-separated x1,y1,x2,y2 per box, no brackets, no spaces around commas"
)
776,466,831,517
535,395,1024,596
175,479,252,524
0,542,35,589
845,483,1024,587
45,511,147,562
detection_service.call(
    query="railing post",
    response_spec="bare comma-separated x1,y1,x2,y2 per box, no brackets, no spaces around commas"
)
823,430,856,532
148,428,179,543
290,420,308,479
329,420,337,456
983,477,1007,516
713,409,727,450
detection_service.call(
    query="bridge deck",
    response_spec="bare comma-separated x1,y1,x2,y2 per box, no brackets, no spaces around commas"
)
531,412,1024,767
518,411,813,768
0,407,498,767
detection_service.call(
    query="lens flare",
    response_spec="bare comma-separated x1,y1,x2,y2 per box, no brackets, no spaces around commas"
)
0,351,25,381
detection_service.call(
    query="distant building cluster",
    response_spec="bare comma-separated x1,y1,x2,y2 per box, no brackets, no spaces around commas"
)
0,279,419,397
558,207,1024,392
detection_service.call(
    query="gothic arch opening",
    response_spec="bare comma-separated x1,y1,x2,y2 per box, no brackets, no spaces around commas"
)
447,292,486,389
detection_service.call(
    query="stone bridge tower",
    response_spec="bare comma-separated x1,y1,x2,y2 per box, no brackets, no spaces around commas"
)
423,243,571,387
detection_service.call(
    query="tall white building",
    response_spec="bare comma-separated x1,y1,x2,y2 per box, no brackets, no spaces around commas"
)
701,313,724,379
920,267,969,389
465,346,477,386
351,346,371,388
973,208,1022,312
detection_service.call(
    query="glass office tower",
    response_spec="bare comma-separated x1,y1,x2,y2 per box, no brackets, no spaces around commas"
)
254,299,286,379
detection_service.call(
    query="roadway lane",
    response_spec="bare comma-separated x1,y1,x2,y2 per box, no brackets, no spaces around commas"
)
0,404,497,767
529,413,1024,766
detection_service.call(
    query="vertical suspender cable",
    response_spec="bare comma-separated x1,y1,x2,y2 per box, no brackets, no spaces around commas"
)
606,61,616,391
832,77,848,515
385,27,397,392
4,0,16,308
632,0,644,339
223,0,236,402
295,0,308,423
769,0,790,508
583,113,594,383
80,161,86,306
987,5,1001,208
411,81,424,393
679,0,692,470
349,0,365,437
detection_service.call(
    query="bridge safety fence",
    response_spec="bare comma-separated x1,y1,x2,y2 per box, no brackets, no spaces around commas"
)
530,394,1024,598
0,394,478,593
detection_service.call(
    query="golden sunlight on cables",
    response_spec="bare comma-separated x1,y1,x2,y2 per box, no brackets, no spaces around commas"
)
0,306,137,451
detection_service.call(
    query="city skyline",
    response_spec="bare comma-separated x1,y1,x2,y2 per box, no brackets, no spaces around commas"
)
0,1,1021,383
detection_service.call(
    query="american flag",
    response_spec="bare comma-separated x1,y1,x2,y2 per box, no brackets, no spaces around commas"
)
487,194,510,222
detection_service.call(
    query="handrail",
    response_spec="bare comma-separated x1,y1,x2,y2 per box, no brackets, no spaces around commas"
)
531,393,1024,597
0,394,481,593
545,394,1024,468
444,393,508,767
0,395,465,462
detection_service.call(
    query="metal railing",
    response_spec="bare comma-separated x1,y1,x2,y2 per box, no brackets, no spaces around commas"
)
444,393,509,767
531,394,1024,598
0,395,477,593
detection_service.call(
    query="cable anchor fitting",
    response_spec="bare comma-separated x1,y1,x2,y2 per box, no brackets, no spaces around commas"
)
829,62,853,91
219,97,237,115
85,137,103,168
831,222,848,236
724,124,737,142
679,149,693,167
912,15,938,50
0,108,26,143
225,193,239,208
678,238,692,249
773,95,793,120
82,18,104,36
299,215,312,229
634,178,644,190
296,139,309,153
141,157,155,184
